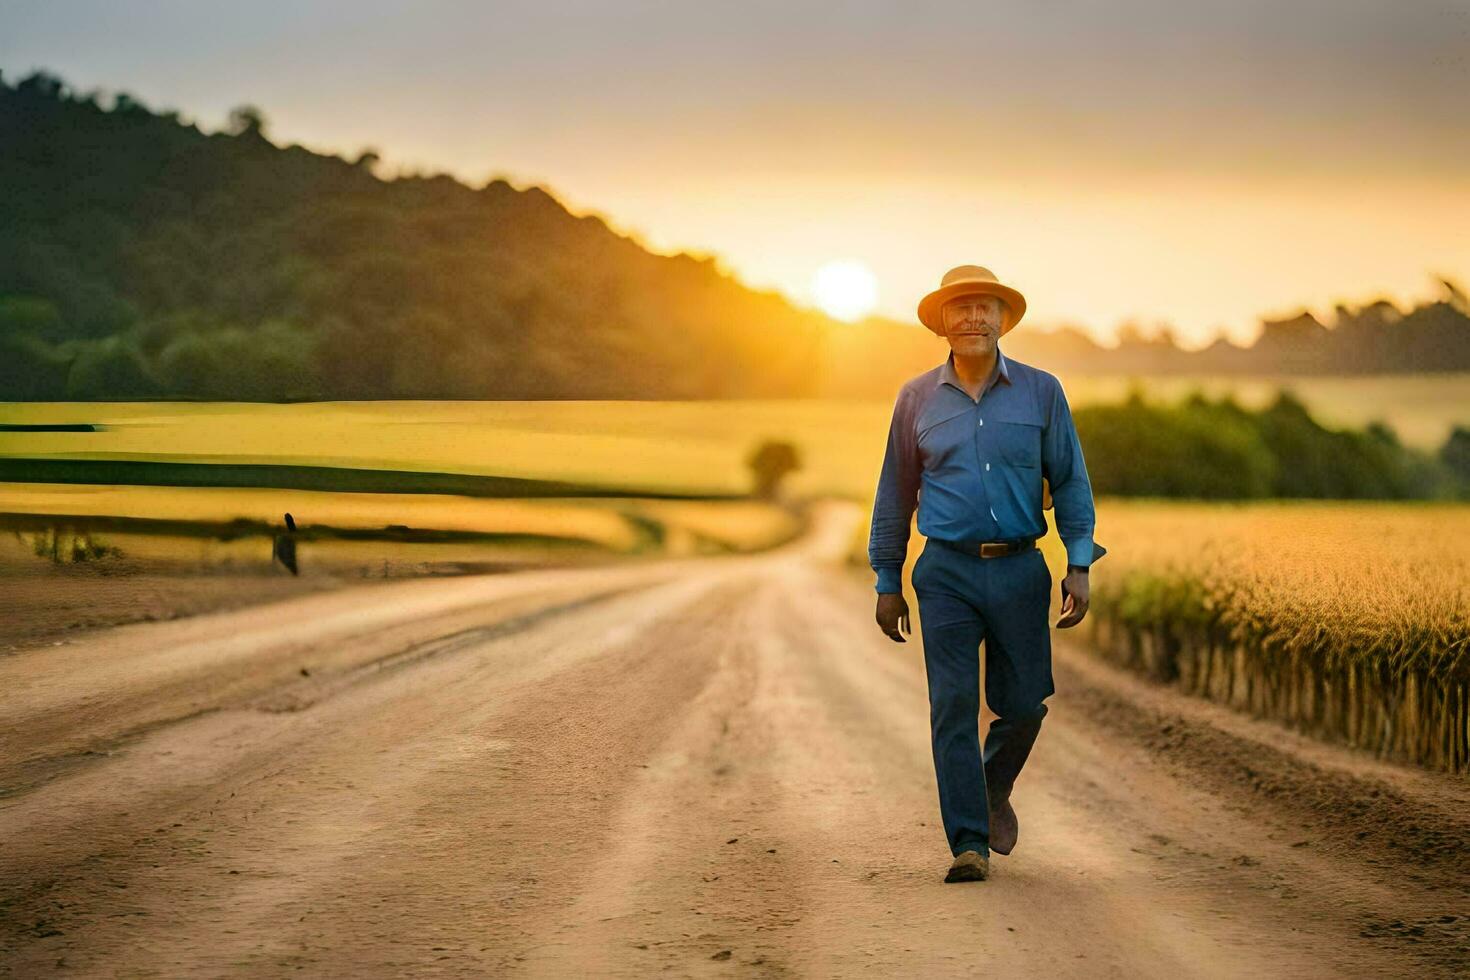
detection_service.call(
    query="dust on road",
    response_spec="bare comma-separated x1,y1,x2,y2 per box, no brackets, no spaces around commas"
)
2,501,1465,978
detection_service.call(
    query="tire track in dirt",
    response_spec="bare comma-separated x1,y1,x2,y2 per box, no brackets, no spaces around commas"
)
0,568,749,975
0,562,686,785
513,572,807,976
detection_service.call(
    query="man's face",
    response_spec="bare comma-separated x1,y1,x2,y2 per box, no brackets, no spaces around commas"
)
940,294,1007,357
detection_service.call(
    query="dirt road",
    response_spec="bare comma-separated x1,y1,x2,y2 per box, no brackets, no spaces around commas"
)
2,500,1466,978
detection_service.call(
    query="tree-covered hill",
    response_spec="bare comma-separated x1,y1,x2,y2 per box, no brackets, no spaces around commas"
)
1,71,837,401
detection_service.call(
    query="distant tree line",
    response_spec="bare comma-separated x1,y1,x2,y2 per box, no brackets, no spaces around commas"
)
1074,388,1469,500
1019,288,1470,377
817,284,1470,398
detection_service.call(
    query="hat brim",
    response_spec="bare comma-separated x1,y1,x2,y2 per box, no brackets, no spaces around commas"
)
918,282,1027,336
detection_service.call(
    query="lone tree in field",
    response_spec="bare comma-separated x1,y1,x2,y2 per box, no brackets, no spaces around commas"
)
747,439,802,501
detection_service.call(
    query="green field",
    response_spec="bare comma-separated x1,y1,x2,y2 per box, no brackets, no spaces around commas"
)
0,399,893,500
3,372,1466,505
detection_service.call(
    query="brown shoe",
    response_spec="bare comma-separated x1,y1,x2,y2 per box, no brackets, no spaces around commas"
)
988,791,1018,856
944,849,989,882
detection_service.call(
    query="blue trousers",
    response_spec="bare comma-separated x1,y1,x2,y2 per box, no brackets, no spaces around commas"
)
912,540,1055,858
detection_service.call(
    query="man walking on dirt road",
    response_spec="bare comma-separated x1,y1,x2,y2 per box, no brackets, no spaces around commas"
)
868,264,1107,883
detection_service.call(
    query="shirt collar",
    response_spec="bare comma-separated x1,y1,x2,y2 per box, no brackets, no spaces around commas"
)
938,347,1011,394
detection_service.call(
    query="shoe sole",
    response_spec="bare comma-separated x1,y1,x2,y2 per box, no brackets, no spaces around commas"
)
944,866,988,882
944,852,989,882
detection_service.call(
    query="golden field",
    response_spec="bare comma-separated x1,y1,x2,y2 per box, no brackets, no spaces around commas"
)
847,499,1470,772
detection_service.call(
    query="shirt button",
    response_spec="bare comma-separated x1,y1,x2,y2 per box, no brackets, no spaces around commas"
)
977,418,984,426
985,462,990,471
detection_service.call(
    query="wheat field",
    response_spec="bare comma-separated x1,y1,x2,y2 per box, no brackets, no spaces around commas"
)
846,499,1470,772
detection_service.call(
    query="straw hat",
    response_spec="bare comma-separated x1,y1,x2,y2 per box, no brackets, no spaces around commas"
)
917,265,1027,336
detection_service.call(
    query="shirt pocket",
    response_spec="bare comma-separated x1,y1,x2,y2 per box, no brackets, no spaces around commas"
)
989,416,1043,469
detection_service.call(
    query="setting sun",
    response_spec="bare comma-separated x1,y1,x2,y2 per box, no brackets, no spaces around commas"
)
811,259,878,322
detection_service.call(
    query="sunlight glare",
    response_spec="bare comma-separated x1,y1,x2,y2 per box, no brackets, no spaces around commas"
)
811,259,878,321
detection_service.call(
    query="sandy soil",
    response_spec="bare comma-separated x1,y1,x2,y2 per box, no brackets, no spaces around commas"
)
1,500,1465,978
0,528,617,655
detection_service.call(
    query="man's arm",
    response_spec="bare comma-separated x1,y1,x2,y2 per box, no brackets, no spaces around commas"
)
1041,377,1107,571
868,386,921,594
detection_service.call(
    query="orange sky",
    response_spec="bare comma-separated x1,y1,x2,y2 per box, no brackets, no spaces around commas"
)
4,0,1468,346
538,170,1470,349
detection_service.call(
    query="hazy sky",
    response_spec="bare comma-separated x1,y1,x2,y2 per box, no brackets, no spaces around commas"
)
4,0,1468,345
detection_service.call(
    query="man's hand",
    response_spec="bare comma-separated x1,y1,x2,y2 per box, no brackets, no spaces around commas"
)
1056,567,1090,628
876,593,911,643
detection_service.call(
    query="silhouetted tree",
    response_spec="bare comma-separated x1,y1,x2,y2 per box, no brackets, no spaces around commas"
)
747,440,802,500
353,148,381,172
226,103,269,138
114,91,150,116
17,70,65,99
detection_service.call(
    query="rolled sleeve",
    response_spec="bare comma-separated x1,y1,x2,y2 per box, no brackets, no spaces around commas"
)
868,387,920,593
1041,378,1106,569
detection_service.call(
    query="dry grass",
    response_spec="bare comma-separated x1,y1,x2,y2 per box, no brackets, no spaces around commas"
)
1083,501,1470,772
1086,500,1470,683
845,498,1470,771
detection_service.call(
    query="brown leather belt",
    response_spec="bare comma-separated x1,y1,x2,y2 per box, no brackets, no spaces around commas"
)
933,536,1038,558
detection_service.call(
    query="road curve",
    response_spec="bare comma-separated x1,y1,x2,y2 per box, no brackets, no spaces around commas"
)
1,500,1465,978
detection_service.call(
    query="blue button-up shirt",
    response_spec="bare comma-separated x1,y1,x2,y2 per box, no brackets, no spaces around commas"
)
868,347,1107,594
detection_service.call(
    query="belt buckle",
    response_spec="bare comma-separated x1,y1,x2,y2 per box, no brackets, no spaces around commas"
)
978,541,1009,558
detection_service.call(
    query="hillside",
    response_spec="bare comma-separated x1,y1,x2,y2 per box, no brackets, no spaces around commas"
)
2,70,1466,403
0,72,836,401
